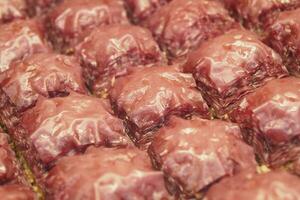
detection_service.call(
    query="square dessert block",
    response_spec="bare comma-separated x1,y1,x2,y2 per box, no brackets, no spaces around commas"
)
0,184,37,200
75,24,165,96
143,0,237,61
110,66,210,146
264,8,300,76
46,0,129,53
44,147,173,200
19,93,130,170
229,77,300,170
124,0,171,23
183,29,288,117
0,0,27,24
222,0,300,29
0,53,87,112
148,116,256,197
205,171,300,200
0,19,50,72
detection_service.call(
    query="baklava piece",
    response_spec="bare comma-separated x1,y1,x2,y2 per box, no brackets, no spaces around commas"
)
148,116,256,197
183,29,288,117
0,19,50,72
75,24,165,96
229,77,300,170
20,93,129,170
264,8,300,76
110,66,209,146
46,0,129,53
205,171,300,200
44,147,173,200
0,53,87,112
143,0,236,62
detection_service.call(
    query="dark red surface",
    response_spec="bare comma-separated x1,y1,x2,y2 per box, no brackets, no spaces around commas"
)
149,116,256,197
143,0,237,61
183,29,288,116
0,0,27,24
21,93,129,167
229,77,300,169
0,19,50,73
0,184,36,200
44,147,173,200
124,0,171,23
0,53,87,112
46,0,129,53
76,24,165,95
222,0,300,29
110,66,210,145
264,8,300,76
205,171,300,200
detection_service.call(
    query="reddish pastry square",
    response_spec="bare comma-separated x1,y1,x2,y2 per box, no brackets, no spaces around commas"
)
110,66,209,146
0,53,87,112
148,116,256,197
46,0,129,53
0,0,27,24
0,184,36,200
124,0,171,23
20,93,129,168
205,171,300,200
143,0,236,61
0,19,50,73
183,29,288,117
229,77,300,170
222,0,300,29
264,8,300,76
44,147,173,200
75,24,165,96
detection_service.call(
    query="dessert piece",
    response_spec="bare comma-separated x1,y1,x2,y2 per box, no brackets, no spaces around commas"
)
229,77,300,170
46,0,129,53
110,66,209,146
143,0,236,61
44,147,173,200
148,116,256,197
0,184,37,200
0,19,50,72
183,29,288,117
0,53,87,112
222,0,300,29
75,24,165,96
205,171,300,200
20,93,129,169
124,0,171,23
0,132,20,184
264,8,300,76
0,0,27,24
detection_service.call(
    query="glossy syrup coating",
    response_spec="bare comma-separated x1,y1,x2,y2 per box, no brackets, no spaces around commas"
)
0,0,27,24
222,0,300,29
46,0,129,53
0,133,19,184
0,19,50,73
0,184,37,200
143,0,237,61
183,29,288,117
229,77,300,170
204,171,300,200
264,8,300,76
44,147,173,200
75,24,165,96
0,53,87,112
148,116,256,197
110,66,210,146
124,0,171,23
21,93,129,167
